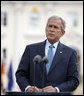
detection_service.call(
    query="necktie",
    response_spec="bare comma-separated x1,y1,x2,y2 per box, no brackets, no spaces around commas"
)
46,45,54,74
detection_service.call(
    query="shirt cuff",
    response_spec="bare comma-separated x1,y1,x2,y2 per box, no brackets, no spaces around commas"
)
25,85,31,92
55,87,60,93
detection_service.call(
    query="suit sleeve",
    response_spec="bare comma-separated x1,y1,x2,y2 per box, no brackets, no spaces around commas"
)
57,50,79,92
15,46,30,91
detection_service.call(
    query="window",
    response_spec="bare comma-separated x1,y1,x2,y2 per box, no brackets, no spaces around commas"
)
1,12,7,26
66,12,78,28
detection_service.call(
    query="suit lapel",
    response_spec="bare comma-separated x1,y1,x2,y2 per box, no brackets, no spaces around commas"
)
37,41,46,73
48,42,64,75
37,41,45,58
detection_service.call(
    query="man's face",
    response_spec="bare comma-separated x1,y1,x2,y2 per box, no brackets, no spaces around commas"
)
46,19,65,44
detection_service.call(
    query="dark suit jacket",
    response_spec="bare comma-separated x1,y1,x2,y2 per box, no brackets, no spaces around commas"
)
15,40,79,92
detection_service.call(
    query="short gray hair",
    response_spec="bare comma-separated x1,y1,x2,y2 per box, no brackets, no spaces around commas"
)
47,16,66,31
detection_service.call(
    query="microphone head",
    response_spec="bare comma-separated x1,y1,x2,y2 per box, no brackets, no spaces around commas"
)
42,56,49,64
33,55,42,64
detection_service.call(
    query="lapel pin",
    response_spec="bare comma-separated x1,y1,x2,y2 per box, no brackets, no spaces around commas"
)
60,51,62,53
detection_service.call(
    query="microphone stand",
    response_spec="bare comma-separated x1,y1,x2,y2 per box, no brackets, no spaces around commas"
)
33,55,42,92
41,56,49,92
42,62,46,92
34,62,36,92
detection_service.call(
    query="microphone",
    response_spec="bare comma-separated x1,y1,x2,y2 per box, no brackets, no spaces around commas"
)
33,55,42,64
33,55,42,91
41,56,49,65
41,56,49,92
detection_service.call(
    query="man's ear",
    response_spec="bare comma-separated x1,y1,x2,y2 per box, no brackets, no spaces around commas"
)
62,31,65,36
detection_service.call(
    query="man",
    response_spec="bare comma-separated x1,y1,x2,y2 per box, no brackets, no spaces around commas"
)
15,16,79,93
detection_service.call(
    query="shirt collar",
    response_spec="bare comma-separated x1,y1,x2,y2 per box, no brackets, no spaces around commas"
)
46,40,59,49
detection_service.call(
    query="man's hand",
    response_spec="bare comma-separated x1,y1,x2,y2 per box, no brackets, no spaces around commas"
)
27,86,41,92
42,86,57,92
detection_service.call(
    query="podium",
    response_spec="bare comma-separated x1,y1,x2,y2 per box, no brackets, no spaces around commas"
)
5,92,72,95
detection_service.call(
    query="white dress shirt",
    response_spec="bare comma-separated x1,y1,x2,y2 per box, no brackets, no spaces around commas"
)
45,40,59,56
